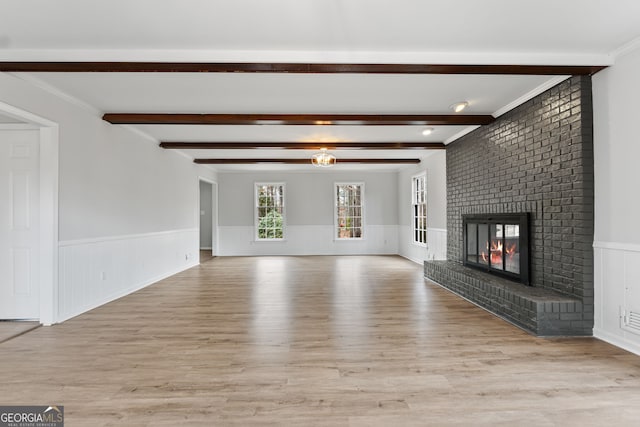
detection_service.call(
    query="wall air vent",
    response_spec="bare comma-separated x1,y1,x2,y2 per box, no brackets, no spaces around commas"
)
621,307,640,335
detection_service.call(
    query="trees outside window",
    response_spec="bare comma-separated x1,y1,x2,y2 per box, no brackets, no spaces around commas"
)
335,183,363,239
256,183,285,240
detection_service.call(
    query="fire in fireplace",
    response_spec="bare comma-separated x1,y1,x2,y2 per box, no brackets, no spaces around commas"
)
463,213,530,284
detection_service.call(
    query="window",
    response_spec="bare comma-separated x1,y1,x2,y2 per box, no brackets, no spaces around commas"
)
335,183,363,239
412,173,427,245
255,183,285,240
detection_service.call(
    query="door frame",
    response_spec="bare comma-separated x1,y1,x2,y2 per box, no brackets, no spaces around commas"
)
0,101,59,325
198,177,218,257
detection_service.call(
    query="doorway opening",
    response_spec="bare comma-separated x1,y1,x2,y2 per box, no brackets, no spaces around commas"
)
199,179,217,263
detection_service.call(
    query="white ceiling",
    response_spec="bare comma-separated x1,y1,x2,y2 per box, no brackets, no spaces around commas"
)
2,0,640,171
3,0,640,58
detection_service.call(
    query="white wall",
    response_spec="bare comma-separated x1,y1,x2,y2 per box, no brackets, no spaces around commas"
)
397,151,447,264
0,72,217,323
593,43,640,355
217,170,399,256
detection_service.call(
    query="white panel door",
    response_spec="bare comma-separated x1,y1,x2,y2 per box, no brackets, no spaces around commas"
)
0,129,40,319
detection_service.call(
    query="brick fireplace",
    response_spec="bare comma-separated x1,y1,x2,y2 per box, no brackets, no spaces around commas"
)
424,76,594,336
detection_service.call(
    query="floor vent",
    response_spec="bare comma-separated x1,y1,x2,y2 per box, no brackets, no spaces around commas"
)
621,308,640,335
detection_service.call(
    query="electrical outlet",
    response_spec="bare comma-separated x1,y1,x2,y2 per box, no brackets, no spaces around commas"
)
100,271,106,280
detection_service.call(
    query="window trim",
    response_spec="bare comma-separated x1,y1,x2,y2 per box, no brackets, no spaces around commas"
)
412,172,427,247
334,182,365,241
254,182,286,241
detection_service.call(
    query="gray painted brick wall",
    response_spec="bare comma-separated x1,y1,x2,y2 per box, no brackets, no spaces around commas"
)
442,76,594,333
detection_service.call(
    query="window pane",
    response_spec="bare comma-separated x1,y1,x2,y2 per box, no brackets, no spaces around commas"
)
412,174,427,244
336,184,363,239
256,184,284,240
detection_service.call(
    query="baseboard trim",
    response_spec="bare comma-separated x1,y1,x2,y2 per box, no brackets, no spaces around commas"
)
593,327,640,356
400,254,423,265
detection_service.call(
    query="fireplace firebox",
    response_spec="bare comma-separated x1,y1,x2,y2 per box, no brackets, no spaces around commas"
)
463,213,530,284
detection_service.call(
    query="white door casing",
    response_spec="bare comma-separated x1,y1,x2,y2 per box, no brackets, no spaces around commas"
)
0,129,40,319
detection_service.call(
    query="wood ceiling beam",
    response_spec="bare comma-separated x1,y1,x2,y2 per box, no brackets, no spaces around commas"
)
160,142,446,150
193,158,421,164
0,62,606,75
103,113,494,126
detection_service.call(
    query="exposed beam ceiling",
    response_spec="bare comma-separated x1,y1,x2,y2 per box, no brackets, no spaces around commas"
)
1,0,637,173
193,158,421,165
0,62,606,75
160,142,446,150
103,113,494,126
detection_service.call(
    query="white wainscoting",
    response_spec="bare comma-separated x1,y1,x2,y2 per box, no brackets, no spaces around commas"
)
426,228,447,261
398,226,447,265
218,225,399,256
594,241,640,356
58,228,199,322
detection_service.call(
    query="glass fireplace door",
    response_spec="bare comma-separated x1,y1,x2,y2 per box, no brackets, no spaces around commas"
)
462,213,529,284
489,224,504,271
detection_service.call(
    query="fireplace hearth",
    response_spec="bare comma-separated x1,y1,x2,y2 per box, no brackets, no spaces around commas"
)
463,213,529,284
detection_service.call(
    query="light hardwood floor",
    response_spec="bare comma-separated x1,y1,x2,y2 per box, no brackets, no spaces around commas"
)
200,249,215,263
0,320,39,344
1,256,640,426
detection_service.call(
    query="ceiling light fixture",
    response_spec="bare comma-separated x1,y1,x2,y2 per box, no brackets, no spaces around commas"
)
311,148,336,167
450,101,469,113
422,127,434,136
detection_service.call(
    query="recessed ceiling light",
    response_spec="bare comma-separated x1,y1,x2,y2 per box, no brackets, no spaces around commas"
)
450,101,469,113
422,127,434,136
